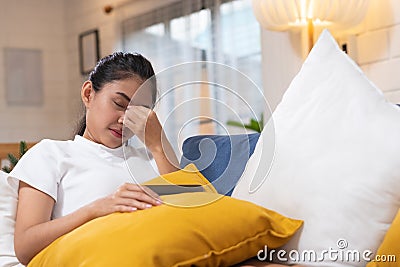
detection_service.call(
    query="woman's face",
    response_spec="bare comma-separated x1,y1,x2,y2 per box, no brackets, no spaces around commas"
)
82,77,150,148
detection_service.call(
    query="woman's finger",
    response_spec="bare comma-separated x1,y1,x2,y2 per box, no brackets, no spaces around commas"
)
128,105,151,115
123,118,139,132
117,190,161,206
124,112,147,132
126,106,149,121
119,183,143,192
113,205,138,213
115,197,155,210
124,111,140,125
119,183,161,202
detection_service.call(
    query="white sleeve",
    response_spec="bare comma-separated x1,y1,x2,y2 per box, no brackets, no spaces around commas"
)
9,140,61,201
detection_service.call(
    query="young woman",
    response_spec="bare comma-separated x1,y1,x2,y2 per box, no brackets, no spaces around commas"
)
11,52,179,265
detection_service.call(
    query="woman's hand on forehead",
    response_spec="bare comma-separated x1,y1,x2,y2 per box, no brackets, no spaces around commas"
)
123,105,164,153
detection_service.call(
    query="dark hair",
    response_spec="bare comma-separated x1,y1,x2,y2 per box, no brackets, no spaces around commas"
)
75,52,156,136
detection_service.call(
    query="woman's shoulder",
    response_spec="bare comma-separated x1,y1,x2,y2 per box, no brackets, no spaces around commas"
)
33,138,72,148
9,139,74,179
28,138,74,156
36,138,71,145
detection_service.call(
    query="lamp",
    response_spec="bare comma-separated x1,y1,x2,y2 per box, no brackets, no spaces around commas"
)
252,0,370,53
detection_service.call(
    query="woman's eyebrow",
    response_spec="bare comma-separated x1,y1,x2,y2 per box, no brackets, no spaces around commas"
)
116,92,131,102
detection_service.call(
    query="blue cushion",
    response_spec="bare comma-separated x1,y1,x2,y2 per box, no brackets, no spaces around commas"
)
180,133,261,196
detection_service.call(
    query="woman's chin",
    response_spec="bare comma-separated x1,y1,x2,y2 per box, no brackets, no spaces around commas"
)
106,140,123,149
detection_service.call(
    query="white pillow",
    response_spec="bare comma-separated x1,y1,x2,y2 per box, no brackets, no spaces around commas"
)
0,170,23,267
232,30,400,266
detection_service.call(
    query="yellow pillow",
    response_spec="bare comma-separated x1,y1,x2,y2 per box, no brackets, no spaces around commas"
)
367,210,400,267
28,166,303,267
143,163,217,194
143,163,218,206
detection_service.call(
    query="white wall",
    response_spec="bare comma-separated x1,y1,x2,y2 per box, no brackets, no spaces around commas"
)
0,0,69,142
261,0,400,110
358,0,400,103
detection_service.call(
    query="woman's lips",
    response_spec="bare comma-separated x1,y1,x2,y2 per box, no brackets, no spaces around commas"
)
110,129,122,138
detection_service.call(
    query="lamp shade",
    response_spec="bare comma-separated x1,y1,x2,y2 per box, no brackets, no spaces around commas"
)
252,0,370,31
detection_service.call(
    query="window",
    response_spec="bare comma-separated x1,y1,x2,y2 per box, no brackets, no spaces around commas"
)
122,0,263,147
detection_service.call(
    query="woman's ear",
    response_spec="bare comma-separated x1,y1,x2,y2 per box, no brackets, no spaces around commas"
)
81,81,94,108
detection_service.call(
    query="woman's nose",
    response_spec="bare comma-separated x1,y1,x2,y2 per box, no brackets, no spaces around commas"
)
118,116,124,124
118,109,127,124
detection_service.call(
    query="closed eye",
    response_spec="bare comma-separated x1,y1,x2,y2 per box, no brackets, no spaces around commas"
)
113,101,126,109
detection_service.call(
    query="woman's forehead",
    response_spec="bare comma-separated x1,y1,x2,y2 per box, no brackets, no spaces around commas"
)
104,79,153,105
103,78,142,95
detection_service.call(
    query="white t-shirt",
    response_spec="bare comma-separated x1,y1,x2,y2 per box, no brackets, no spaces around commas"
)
9,135,160,219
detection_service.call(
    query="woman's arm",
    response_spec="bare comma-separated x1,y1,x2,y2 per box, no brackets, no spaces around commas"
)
14,182,93,265
149,131,179,175
15,181,161,265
